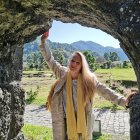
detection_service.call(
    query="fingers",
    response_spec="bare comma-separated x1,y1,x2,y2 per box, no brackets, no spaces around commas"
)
41,31,49,44
128,92,136,99
41,34,48,40
126,92,137,107
127,94,133,102
42,32,49,38
44,31,49,37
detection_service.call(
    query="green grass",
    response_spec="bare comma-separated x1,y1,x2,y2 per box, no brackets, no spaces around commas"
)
22,69,131,140
93,134,111,140
22,124,111,140
23,70,52,74
93,96,123,110
22,124,53,140
95,68,136,81
22,76,56,105
32,96,47,105
22,68,137,109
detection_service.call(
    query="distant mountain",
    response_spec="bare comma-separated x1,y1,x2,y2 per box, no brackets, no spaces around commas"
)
71,41,104,52
71,41,128,61
47,40,76,52
23,39,129,61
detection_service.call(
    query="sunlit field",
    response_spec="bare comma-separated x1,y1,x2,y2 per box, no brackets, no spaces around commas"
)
22,124,112,140
22,69,133,140
95,68,136,81
22,68,137,109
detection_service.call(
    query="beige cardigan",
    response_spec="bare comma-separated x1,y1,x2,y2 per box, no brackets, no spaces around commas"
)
39,44,126,140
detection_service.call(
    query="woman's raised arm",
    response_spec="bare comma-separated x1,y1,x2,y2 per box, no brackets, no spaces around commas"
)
39,32,67,78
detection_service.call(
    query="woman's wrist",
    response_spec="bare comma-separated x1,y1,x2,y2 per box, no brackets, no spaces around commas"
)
41,40,45,45
125,104,129,109
125,99,129,108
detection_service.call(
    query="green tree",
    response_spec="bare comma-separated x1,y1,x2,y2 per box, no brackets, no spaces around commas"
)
104,52,120,62
52,49,65,65
101,60,112,69
104,52,110,61
83,51,97,71
110,52,120,62
123,61,129,68
26,52,47,70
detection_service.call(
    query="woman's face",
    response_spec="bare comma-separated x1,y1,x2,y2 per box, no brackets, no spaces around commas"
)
69,53,82,74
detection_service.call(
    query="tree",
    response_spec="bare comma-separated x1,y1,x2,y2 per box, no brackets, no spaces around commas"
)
104,52,120,62
101,60,112,69
110,52,120,62
26,52,47,70
104,52,110,61
83,51,97,71
52,49,65,65
123,61,129,68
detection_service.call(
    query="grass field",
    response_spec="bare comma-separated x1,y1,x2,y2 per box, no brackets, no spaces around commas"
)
22,124,111,140
22,69,134,139
22,124,130,140
22,124,53,140
22,68,137,109
95,68,136,81
23,68,136,82
22,76,56,105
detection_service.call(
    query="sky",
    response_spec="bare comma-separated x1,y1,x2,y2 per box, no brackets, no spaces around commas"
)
47,20,120,48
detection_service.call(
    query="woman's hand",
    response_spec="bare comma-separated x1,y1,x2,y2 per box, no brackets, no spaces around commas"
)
41,31,49,45
125,91,137,108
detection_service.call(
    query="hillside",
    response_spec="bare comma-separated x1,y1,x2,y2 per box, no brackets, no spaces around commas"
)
23,39,129,61
71,41,128,61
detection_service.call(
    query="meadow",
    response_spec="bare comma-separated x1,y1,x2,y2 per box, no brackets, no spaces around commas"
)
22,68,137,108
22,68,136,140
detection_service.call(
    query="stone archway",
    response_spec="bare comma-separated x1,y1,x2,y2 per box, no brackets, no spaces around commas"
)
0,0,140,139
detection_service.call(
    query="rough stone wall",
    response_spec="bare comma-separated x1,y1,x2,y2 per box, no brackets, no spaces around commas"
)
0,82,25,140
119,1,140,89
0,0,140,139
129,93,140,140
0,45,25,139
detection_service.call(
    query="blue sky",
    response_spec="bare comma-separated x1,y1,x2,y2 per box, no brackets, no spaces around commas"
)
47,20,120,48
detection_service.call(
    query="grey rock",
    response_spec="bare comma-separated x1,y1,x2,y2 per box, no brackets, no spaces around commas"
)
0,0,140,139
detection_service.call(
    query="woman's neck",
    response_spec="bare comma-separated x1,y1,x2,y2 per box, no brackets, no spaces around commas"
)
71,72,79,80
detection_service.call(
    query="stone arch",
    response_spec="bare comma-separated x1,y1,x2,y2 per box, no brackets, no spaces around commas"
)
0,0,140,139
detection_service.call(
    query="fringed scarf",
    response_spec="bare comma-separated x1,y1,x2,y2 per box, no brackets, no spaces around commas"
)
66,71,88,140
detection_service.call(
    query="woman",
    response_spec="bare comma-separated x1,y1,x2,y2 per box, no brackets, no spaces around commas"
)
39,32,129,140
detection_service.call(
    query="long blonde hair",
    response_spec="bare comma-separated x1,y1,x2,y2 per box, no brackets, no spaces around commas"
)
69,51,97,105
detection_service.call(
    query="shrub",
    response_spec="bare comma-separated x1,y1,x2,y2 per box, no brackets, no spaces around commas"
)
25,86,40,104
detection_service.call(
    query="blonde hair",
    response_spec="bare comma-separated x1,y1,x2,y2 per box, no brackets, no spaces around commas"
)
47,79,60,111
69,51,97,105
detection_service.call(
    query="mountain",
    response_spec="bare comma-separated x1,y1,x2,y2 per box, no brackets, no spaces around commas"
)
71,41,128,61
23,40,129,61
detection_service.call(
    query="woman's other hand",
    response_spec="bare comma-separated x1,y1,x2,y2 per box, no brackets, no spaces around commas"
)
125,90,137,108
41,31,49,44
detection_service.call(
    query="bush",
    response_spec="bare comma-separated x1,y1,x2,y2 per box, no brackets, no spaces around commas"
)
25,86,39,104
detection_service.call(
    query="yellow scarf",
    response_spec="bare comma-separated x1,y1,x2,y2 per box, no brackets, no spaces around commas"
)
66,71,88,140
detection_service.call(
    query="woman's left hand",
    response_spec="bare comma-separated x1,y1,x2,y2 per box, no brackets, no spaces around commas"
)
41,31,49,44
125,91,137,107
